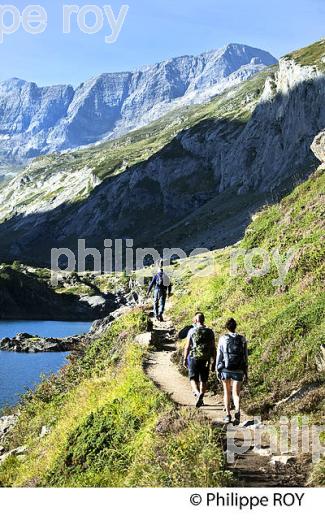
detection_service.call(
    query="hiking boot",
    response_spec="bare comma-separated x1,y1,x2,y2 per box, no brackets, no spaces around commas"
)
196,393,204,408
224,414,232,424
233,411,241,426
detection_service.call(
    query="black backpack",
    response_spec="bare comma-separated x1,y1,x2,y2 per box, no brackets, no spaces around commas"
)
224,334,246,370
190,327,213,361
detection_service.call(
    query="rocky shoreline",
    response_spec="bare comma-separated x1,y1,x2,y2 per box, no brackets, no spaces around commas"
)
0,285,142,354
0,332,84,353
0,293,144,464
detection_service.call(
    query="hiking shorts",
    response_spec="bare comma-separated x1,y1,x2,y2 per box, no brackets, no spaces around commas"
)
220,370,244,382
188,357,210,383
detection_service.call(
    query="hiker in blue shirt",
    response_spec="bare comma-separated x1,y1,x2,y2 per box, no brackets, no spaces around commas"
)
147,265,172,321
216,318,248,425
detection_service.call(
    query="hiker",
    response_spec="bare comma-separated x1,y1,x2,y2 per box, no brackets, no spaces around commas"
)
216,318,248,425
146,263,172,321
183,312,216,408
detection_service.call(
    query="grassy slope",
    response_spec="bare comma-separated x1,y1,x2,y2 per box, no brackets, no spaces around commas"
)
0,309,230,487
166,167,324,483
285,38,325,72
32,68,270,181
0,172,323,487
170,167,324,416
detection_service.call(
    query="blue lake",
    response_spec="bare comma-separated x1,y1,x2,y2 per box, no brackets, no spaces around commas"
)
0,321,91,411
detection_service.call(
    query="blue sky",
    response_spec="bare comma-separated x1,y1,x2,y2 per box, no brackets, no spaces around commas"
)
0,0,324,86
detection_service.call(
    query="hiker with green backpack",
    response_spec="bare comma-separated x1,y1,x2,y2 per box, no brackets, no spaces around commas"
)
183,312,216,408
216,318,248,425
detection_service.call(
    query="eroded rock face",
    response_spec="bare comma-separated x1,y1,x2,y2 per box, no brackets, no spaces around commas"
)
90,315,115,337
218,58,325,194
311,131,325,163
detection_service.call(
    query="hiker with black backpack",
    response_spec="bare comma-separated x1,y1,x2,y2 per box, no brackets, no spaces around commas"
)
216,318,248,425
183,312,216,408
146,263,172,321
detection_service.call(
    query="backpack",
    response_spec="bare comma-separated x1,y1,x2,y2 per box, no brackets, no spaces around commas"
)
223,334,246,370
190,327,213,361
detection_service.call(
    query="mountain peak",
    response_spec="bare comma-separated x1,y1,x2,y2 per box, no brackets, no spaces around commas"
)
0,77,28,87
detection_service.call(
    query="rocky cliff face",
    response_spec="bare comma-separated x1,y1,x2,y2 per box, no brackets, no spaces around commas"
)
0,40,323,264
311,130,325,163
0,266,118,320
0,44,276,162
218,58,325,193
0,79,74,160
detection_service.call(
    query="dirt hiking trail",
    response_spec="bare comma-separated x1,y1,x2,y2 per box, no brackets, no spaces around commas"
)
142,314,309,487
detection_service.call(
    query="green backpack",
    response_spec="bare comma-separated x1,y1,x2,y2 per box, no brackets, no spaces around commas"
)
190,327,213,361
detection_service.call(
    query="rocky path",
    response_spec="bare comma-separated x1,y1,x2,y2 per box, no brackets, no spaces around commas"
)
143,316,308,487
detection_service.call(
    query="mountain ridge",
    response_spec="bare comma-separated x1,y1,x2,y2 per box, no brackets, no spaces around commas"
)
0,43,276,163
2,42,275,86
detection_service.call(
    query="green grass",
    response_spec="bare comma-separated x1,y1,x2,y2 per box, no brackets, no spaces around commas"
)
0,308,230,487
169,168,325,417
285,39,325,72
165,167,325,482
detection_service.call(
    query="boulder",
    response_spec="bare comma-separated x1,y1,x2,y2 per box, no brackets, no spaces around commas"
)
90,314,115,336
242,418,262,429
40,425,51,438
253,446,272,457
135,332,152,348
0,415,18,441
316,344,325,372
110,306,133,320
0,445,27,465
80,295,107,309
270,455,296,465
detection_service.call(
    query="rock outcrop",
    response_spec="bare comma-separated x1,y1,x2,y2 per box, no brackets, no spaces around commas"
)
0,265,118,320
0,415,18,442
0,445,27,465
0,332,83,353
311,130,325,163
0,283,141,353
